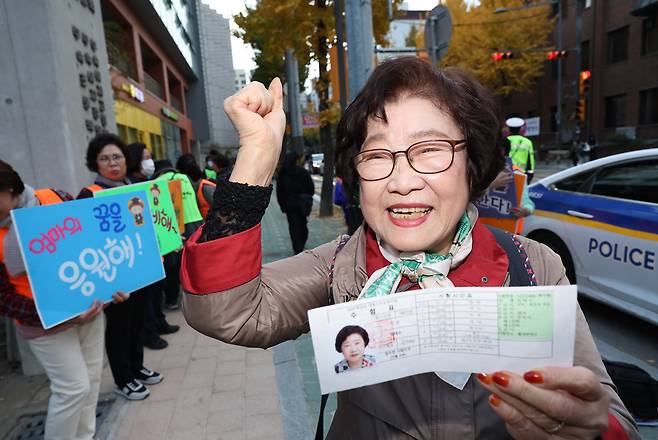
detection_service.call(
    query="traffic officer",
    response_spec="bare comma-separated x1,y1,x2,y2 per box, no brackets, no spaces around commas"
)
506,117,535,183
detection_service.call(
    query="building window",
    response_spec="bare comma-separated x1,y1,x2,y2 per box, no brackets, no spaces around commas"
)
607,26,629,64
604,94,627,127
642,15,658,55
639,88,658,125
581,40,590,71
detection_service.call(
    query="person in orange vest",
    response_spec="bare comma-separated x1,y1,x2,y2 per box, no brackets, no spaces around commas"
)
0,159,128,440
76,133,163,401
175,153,215,219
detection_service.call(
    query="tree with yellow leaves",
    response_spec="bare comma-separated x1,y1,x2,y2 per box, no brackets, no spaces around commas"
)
235,0,401,216
440,0,555,96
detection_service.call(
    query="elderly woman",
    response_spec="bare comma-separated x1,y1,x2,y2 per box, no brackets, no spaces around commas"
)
181,58,638,439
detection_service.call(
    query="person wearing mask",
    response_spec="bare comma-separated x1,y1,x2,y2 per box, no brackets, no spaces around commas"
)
276,151,315,254
125,143,179,350
77,134,163,400
506,117,535,184
0,159,128,439
176,153,215,219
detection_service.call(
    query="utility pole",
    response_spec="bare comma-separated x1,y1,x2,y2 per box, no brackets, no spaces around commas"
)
555,0,563,149
333,0,347,111
284,48,304,154
345,0,374,101
574,0,584,140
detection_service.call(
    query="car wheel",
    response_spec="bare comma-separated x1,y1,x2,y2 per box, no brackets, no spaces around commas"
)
528,231,576,284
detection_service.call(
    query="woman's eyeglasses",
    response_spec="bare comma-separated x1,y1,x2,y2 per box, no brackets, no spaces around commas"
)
353,139,466,181
98,154,125,164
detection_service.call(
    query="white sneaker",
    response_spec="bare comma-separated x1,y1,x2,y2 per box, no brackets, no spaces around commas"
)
135,367,163,385
114,379,150,400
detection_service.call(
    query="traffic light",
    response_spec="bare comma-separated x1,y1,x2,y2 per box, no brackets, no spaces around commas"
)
576,99,587,122
546,50,568,60
491,52,514,61
579,70,591,96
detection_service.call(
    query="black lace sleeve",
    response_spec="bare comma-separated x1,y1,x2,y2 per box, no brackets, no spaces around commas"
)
199,180,273,243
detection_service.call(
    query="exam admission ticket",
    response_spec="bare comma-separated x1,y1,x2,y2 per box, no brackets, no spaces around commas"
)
308,285,577,394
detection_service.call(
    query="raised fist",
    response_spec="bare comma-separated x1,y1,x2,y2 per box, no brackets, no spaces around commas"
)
223,78,286,186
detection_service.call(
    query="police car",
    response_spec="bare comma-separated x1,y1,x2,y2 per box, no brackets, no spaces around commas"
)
523,148,658,325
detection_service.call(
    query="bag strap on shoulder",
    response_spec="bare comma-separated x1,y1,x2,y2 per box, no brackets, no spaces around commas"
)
486,226,537,287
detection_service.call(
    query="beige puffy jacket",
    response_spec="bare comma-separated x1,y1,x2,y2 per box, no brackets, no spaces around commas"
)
182,224,639,439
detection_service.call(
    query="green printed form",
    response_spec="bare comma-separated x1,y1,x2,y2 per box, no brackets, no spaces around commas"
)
497,292,553,341
95,182,183,255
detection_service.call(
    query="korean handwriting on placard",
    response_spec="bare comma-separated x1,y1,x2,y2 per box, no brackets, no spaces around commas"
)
93,202,126,233
28,217,82,254
477,194,512,215
152,209,178,234
58,233,143,296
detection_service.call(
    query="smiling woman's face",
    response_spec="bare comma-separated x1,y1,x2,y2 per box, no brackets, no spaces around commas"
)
341,333,366,368
358,97,470,255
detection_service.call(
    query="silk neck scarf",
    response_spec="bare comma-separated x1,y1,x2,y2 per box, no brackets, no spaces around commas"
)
357,203,479,390
359,204,479,299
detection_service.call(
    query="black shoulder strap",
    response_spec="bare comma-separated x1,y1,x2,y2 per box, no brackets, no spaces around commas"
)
486,226,536,287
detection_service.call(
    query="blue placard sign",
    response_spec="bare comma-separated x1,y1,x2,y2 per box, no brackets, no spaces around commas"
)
10,191,165,329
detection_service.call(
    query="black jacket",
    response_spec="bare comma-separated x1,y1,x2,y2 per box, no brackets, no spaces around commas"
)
276,162,314,215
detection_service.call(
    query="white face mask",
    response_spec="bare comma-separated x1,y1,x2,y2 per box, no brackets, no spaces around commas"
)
141,159,155,177
206,160,214,168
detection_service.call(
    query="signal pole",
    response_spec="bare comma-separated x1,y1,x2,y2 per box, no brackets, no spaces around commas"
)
345,0,374,101
556,0,563,149
574,0,584,139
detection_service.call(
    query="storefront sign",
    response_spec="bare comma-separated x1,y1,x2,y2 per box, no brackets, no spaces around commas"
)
161,107,179,121
121,83,145,103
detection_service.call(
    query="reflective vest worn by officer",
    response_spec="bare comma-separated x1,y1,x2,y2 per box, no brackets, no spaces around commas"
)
507,134,535,174
0,189,65,307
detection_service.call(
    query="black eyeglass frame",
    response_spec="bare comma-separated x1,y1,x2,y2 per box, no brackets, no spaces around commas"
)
353,139,467,182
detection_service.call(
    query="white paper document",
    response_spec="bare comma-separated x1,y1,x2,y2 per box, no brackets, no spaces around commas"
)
308,285,577,394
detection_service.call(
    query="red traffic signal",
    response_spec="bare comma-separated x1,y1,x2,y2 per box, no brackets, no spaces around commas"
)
546,50,568,60
579,70,591,95
491,52,514,61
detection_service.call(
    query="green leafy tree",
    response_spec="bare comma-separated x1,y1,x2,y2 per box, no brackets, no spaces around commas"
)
440,0,555,96
405,23,419,48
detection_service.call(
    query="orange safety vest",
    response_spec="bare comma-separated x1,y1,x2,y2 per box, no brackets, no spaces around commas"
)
196,179,216,218
0,189,65,300
86,184,103,193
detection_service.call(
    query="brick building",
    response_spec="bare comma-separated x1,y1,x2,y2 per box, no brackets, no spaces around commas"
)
502,0,658,155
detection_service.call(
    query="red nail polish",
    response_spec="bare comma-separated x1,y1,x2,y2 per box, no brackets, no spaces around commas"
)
477,373,493,384
523,370,543,384
489,394,501,407
492,372,509,386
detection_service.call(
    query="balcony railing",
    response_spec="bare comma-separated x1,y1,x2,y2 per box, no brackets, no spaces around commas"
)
144,72,164,100
170,95,183,113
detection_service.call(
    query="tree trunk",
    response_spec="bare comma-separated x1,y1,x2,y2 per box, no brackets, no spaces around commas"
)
317,0,334,217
